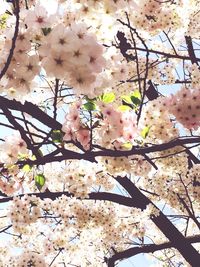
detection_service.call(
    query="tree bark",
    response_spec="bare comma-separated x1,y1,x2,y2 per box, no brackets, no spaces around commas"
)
115,176,200,267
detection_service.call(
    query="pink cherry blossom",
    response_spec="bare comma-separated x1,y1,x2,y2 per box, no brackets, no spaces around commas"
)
24,4,55,29
41,50,71,79
76,128,90,150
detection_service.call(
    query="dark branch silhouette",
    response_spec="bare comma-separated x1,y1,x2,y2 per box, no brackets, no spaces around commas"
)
0,0,20,80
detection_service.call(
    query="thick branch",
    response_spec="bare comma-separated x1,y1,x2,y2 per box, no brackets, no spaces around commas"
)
114,176,200,267
185,36,199,65
0,95,62,130
1,96,200,167
107,234,200,266
17,137,200,166
0,190,134,207
0,98,41,158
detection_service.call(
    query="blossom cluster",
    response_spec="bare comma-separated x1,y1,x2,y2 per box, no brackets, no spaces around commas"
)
5,194,147,266
129,0,181,34
140,97,178,143
95,103,138,148
1,30,41,97
62,101,91,150
39,21,106,96
0,134,27,164
164,86,200,130
0,3,107,98
187,165,200,206
8,195,41,233
16,251,46,267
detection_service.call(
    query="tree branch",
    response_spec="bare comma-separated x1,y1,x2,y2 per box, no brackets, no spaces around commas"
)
185,36,199,65
114,176,200,267
17,136,200,166
0,190,134,207
0,95,62,130
0,98,41,159
107,234,200,266
0,0,20,80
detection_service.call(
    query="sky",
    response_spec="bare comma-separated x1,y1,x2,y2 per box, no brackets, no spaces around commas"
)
119,254,155,267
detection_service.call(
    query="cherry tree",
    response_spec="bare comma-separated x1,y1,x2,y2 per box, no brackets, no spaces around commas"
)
0,0,200,266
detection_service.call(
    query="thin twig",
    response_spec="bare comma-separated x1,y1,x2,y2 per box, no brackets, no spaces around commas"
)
0,0,20,80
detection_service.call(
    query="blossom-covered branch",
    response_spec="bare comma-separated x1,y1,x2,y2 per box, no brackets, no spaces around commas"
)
107,234,200,267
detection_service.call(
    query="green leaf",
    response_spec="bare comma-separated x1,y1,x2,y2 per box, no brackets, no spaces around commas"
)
118,105,132,112
18,153,28,160
121,95,132,104
122,100,133,109
51,130,63,143
141,126,150,139
0,13,9,29
122,142,133,149
42,27,51,36
35,174,45,190
131,90,141,99
122,91,141,107
31,155,36,160
83,101,96,111
102,92,115,103
22,164,32,172
130,96,141,106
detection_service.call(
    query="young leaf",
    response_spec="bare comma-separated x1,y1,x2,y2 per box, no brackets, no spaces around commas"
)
141,126,150,139
131,90,141,99
0,13,9,29
31,155,36,160
83,101,96,111
122,142,133,150
121,100,134,109
102,92,115,103
18,153,28,160
118,105,132,112
35,174,45,190
131,96,141,106
22,164,32,172
122,91,141,107
121,95,132,104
